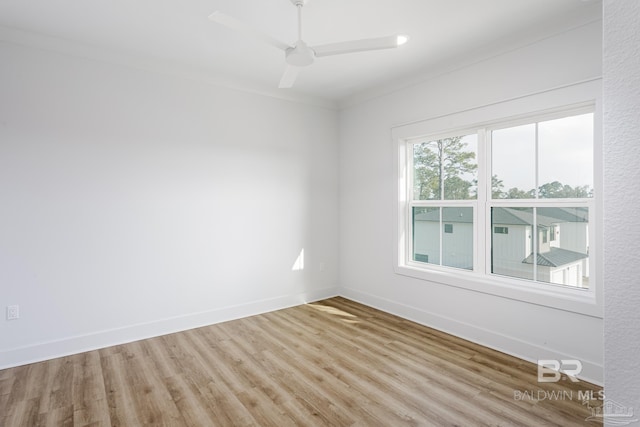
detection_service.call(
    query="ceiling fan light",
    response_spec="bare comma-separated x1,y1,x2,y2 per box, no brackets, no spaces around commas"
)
396,34,409,46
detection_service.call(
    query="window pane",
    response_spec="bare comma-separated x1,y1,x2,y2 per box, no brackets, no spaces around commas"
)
413,207,440,265
492,206,590,288
491,124,536,199
538,113,593,198
413,206,474,270
444,135,477,200
413,134,477,200
442,207,473,270
491,207,534,280
535,207,589,288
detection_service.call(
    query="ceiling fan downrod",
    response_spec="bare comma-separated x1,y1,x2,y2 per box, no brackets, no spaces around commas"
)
285,0,314,67
297,2,303,41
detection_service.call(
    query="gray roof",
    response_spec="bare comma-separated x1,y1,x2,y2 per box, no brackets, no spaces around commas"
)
414,207,588,227
537,207,589,223
414,207,473,223
492,208,536,226
492,207,588,227
522,248,588,267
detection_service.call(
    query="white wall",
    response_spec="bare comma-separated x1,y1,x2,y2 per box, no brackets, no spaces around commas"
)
603,0,640,422
0,40,339,368
338,20,604,383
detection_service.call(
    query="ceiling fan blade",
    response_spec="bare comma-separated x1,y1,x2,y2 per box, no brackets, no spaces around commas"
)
312,35,405,57
279,65,301,88
209,11,291,51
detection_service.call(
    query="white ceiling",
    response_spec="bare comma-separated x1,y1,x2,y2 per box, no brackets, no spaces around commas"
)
0,0,601,105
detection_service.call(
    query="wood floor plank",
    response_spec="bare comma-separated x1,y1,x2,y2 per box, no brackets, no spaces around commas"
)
1,397,41,427
70,351,112,427
37,404,74,427
99,351,141,426
48,359,74,413
0,297,602,426
121,344,185,426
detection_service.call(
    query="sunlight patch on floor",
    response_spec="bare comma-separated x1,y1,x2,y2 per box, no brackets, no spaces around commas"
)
307,303,360,324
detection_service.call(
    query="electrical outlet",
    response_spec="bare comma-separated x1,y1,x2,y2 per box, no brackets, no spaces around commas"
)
7,305,19,320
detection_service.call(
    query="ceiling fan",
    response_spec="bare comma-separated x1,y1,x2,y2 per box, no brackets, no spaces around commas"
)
209,0,409,88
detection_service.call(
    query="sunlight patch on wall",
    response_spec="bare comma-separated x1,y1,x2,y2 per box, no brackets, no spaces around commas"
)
291,248,305,271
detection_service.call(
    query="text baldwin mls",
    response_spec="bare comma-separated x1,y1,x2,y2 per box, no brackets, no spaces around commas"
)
514,389,605,402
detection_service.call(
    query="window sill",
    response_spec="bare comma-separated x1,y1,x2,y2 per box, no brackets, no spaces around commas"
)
394,263,602,318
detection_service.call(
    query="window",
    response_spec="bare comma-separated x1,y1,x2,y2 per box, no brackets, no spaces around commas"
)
489,112,593,289
394,81,601,314
400,107,595,292
410,133,477,271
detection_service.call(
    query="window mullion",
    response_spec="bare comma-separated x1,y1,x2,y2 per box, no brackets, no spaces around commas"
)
478,128,489,275
405,142,413,266
532,207,538,282
439,207,443,267
534,122,540,199
532,123,539,282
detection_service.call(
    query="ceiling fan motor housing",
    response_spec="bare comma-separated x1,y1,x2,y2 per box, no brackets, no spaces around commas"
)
286,40,315,66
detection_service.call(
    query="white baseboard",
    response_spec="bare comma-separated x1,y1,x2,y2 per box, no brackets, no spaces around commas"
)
0,286,339,370
340,287,603,386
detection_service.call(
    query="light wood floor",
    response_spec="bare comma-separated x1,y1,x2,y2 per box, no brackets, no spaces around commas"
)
1,297,602,426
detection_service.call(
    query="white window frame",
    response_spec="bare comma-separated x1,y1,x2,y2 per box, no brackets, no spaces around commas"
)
406,127,480,273
392,79,602,317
